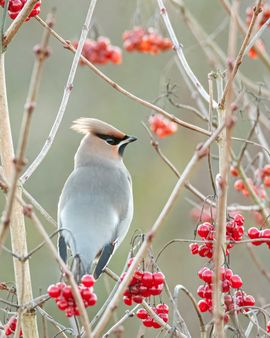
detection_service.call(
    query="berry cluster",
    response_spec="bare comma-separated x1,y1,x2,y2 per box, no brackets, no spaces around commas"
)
232,164,270,197
197,267,255,317
189,214,245,258
136,304,169,329
246,3,270,28
148,114,178,138
73,37,122,65
121,259,165,306
4,316,22,337
233,178,266,199
47,274,97,317
123,27,172,54
225,291,255,313
247,227,270,248
0,0,41,21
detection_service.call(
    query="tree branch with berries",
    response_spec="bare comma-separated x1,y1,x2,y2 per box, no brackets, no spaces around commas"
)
1,0,270,337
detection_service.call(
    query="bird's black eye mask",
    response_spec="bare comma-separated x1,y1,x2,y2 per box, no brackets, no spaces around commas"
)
96,133,128,146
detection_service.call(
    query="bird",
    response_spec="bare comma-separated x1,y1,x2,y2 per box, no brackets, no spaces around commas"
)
57,118,136,281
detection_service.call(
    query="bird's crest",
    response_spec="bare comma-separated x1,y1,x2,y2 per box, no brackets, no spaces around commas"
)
71,118,125,139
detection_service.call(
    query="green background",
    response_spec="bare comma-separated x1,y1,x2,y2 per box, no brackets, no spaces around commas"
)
1,0,269,336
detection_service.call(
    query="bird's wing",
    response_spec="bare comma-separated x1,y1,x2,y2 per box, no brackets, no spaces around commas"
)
93,242,115,279
58,234,67,263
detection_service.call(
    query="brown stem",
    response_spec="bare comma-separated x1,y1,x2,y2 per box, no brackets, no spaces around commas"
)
219,0,263,110
33,15,211,138
0,54,39,337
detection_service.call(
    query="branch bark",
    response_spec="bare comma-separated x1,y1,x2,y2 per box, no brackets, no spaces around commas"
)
0,53,39,338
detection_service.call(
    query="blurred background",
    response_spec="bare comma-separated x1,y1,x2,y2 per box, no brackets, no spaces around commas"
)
1,0,269,336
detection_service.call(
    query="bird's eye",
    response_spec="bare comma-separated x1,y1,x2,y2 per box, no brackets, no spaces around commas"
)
105,137,118,145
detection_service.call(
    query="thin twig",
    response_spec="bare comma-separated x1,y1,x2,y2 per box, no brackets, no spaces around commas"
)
103,307,139,338
31,15,211,141
157,0,218,108
173,285,206,338
219,0,263,110
21,0,98,184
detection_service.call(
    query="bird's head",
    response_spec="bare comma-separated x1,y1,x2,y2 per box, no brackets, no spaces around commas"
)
71,118,137,161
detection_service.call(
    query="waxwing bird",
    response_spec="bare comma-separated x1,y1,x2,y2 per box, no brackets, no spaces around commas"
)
57,118,136,281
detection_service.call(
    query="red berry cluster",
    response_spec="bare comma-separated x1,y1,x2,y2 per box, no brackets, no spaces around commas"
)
123,27,173,54
0,0,41,21
73,37,122,66
247,227,270,248
136,304,169,328
246,4,270,28
148,114,178,138
189,214,245,258
4,316,22,337
233,178,266,199
225,291,255,313
232,164,270,196
197,266,255,317
121,259,165,306
47,274,97,317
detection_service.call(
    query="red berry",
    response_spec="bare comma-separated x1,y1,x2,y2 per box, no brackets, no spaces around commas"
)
136,308,148,319
47,284,61,298
202,269,213,284
234,179,244,191
152,321,161,329
159,312,169,322
152,272,165,286
267,320,270,333
142,317,153,327
57,299,68,311
80,287,92,300
197,223,211,238
149,284,163,296
263,164,270,176
81,274,95,287
88,293,97,306
261,229,270,239
225,268,233,280
230,166,239,177
141,271,153,287
230,275,243,289
234,214,244,226
123,296,133,306
243,295,255,306
264,176,270,188
189,242,199,254
156,303,169,314
133,295,143,304
247,227,260,239
198,300,209,312
197,285,205,298
198,267,208,280
204,285,213,299
222,280,231,293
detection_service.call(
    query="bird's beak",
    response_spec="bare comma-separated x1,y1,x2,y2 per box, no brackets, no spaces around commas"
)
125,135,137,143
